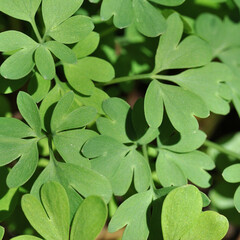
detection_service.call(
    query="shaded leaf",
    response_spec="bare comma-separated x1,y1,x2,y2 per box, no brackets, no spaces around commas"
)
82,135,151,195
108,191,153,240
53,129,98,167
28,72,51,103
31,154,112,218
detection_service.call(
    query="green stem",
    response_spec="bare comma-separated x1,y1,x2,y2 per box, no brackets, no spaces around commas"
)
142,145,156,190
103,73,175,86
204,139,240,160
142,144,149,162
31,19,43,43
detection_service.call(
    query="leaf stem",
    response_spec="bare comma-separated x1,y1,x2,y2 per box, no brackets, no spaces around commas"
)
31,19,43,43
204,139,240,160
142,144,156,191
103,73,176,86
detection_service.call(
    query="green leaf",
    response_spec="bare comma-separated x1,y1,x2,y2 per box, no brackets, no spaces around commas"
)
51,91,97,132
0,117,34,138
156,150,215,188
97,97,158,144
73,32,100,59
168,62,232,115
64,57,115,95
0,226,4,240
35,45,55,80
108,191,152,240
11,236,42,240
181,211,229,240
22,182,70,240
28,72,51,103
45,41,77,64
17,91,42,137
82,135,151,195
132,0,166,37
31,154,112,218
48,15,94,44
162,185,229,240
195,13,240,57
0,31,38,52
0,0,41,23
100,0,134,29
159,115,207,152
39,85,63,132
131,98,159,145
150,0,185,6
53,129,98,167
70,196,107,240
1,48,36,79
145,80,209,132
97,97,132,143
42,0,84,32
0,167,19,221
223,164,240,211
7,142,38,188
15,183,107,240
223,164,240,183
100,0,167,37
144,80,164,128
154,13,211,73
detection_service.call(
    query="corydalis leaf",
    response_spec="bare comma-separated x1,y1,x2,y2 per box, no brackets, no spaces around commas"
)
0,31,38,79
0,0,41,23
162,185,229,240
156,150,215,188
154,13,212,73
15,182,107,240
31,153,112,218
100,0,168,37
64,57,115,95
0,92,42,188
108,190,153,240
82,135,151,195
223,164,240,212
144,80,209,132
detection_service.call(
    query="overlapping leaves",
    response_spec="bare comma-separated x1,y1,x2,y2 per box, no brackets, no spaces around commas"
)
0,0,92,80
11,181,108,240
82,97,157,195
92,0,185,37
109,185,228,240
0,92,42,188
33,92,112,216
223,164,240,212
144,13,232,133
64,32,115,95
156,115,215,188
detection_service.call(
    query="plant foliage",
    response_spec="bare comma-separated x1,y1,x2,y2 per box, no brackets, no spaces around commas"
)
0,0,240,239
